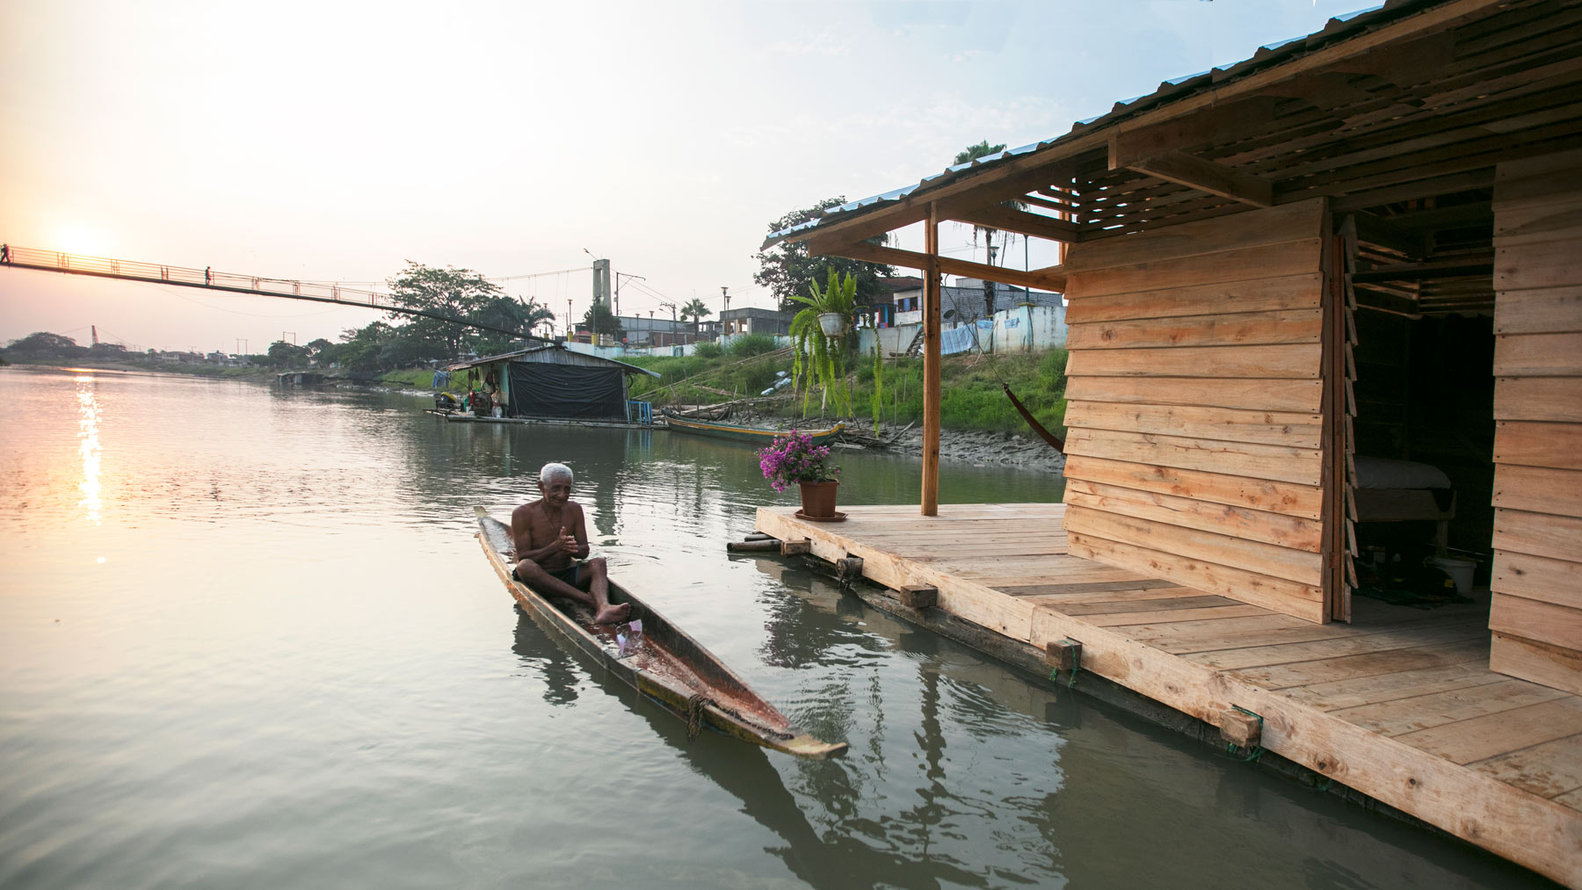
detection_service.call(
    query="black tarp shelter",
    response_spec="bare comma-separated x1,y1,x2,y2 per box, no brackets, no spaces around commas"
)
446,344,658,421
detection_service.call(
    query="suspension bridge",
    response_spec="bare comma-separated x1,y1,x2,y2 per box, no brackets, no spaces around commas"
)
0,244,558,342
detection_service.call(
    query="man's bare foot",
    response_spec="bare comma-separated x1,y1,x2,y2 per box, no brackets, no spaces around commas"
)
595,603,632,625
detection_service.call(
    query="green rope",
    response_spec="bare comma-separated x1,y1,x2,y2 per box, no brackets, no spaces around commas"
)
1047,640,1081,688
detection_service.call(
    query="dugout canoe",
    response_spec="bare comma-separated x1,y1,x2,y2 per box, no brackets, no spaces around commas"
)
661,414,844,446
474,507,847,759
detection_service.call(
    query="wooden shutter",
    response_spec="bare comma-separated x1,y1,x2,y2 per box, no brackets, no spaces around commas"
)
1489,149,1582,694
1062,200,1333,622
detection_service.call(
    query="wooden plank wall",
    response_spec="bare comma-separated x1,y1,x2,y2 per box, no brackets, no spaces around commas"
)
1061,199,1333,623
1489,148,1582,695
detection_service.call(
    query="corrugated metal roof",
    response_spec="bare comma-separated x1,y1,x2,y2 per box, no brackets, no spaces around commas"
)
763,1,1428,248
446,343,661,377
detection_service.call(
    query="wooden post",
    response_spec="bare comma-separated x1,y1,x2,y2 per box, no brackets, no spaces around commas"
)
836,556,865,583
899,585,937,609
726,539,780,553
780,539,811,556
922,202,941,516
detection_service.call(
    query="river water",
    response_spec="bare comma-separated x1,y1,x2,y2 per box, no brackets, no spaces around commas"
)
0,367,1550,889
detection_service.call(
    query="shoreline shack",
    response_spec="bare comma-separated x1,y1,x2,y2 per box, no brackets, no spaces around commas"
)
756,1,1582,883
442,343,658,426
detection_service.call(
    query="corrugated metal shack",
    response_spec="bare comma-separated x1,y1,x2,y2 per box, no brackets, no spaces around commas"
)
446,344,658,421
761,0,1582,882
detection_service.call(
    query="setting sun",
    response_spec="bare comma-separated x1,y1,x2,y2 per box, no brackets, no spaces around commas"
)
54,223,110,258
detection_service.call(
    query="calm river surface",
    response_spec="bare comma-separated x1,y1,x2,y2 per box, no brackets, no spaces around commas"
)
0,368,1551,889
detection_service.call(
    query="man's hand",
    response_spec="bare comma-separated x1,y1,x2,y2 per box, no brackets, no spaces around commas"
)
556,526,578,554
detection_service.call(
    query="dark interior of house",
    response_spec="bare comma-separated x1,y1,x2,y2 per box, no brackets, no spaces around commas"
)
1348,188,1497,608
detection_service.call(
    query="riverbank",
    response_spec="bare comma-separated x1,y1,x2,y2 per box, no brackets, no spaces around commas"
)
5,359,1067,473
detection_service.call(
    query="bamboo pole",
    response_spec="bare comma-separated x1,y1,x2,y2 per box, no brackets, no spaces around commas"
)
922,203,941,516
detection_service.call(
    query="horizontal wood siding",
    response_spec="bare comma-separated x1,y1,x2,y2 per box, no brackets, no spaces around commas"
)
1063,200,1331,623
1489,149,1582,695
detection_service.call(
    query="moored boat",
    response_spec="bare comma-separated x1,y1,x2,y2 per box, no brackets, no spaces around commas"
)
662,414,844,446
474,507,847,759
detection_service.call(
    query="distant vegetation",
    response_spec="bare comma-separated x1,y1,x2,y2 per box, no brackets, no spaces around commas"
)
628,346,1067,436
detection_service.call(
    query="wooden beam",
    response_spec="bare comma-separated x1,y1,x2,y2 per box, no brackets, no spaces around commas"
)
899,585,938,609
1219,707,1264,748
1110,97,1280,163
943,203,1082,243
1352,211,1427,258
1044,638,1082,672
824,240,1068,292
923,204,941,517
1330,169,1495,212
1110,145,1275,208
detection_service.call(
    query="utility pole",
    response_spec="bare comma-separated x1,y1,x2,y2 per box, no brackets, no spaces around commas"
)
616,272,644,322
235,338,247,355
566,299,573,339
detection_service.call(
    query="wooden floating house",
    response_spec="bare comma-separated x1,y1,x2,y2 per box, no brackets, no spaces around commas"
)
759,0,1582,882
445,344,658,422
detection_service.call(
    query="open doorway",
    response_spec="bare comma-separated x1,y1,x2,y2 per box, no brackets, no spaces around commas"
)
1342,187,1497,621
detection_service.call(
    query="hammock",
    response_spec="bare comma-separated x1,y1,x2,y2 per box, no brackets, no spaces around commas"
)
1002,383,1065,454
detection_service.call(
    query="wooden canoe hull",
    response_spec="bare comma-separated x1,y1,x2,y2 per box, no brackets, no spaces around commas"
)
475,508,845,759
662,415,844,446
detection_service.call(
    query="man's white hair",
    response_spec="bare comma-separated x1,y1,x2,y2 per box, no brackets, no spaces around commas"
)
539,462,574,485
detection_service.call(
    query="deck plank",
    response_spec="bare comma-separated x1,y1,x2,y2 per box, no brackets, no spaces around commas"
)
1470,734,1582,799
1181,622,1488,671
1395,698,1582,765
1326,677,1568,735
753,503,1582,884
1224,638,1490,689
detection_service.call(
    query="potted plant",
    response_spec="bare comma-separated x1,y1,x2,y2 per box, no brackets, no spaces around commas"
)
758,429,842,519
789,267,859,418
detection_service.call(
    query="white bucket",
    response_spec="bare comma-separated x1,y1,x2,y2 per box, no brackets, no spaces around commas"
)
1427,556,1476,593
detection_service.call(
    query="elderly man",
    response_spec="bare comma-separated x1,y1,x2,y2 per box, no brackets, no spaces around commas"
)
510,462,630,625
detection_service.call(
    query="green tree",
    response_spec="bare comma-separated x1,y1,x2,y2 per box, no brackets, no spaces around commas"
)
266,340,311,368
306,337,337,366
754,197,894,312
4,331,86,360
581,301,624,340
336,322,397,372
387,262,504,359
679,298,712,329
471,295,555,355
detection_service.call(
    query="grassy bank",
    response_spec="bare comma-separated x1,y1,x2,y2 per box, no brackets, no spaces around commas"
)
626,346,1068,436
379,368,454,390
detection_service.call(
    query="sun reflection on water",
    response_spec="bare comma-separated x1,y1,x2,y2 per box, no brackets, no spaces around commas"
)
75,375,102,525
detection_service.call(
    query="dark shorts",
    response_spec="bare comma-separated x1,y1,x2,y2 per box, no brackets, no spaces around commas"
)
513,561,580,587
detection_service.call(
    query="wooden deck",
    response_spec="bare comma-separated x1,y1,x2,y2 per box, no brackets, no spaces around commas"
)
755,502,1582,887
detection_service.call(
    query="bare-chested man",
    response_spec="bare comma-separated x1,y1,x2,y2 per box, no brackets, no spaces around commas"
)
510,462,630,625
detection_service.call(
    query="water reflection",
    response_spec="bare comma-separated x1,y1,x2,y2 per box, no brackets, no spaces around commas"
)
511,611,584,706
74,374,102,526
1,375,1549,890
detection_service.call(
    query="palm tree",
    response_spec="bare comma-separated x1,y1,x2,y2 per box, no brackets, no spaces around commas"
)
680,297,712,330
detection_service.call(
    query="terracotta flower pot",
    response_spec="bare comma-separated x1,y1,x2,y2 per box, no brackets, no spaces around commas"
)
798,480,839,518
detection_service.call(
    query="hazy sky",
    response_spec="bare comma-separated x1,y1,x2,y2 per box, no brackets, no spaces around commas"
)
1,0,1368,353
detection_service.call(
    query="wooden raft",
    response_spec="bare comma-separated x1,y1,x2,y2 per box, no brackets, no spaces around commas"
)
755,502,1582,887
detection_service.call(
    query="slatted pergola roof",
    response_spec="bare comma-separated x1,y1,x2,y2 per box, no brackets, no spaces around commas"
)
767,0,1582,318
